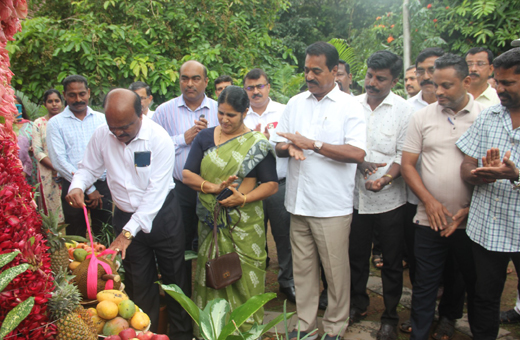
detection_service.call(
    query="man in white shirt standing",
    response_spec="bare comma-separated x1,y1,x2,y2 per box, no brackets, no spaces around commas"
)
66,89,192,340
350,50,413,340
242,68,295,303
465,47,501,108
273,41,366,340
129,81,155,119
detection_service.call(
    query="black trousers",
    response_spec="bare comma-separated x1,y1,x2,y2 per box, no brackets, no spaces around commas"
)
410,226,476,340
403,203,417,285
61,179,113,236
350,206,405,326
471,241,520,340
113,190,192,340
173,179,198,297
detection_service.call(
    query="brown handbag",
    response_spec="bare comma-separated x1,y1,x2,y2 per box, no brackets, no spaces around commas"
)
205,206,242,290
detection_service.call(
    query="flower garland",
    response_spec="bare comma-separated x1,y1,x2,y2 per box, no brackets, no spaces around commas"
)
0,0,57,339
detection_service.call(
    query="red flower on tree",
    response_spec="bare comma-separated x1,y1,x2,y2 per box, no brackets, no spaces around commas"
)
427,3,432,9
387,36,395,43
433,19,438,23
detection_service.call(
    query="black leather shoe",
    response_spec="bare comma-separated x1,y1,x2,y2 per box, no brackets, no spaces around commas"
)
280,286,296,303
500,308,520,324
377,324,398,340
349,306,367,325
318,288,328,310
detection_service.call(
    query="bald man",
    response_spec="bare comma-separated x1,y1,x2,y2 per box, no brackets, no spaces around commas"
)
67,89,192,340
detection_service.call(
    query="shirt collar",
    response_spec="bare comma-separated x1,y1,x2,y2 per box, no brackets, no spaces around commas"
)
109,115,151,144
305,83,342,102
478,84,496,100
178,94,211,111
440,94,474,116
360,91,395,111
409,91,429,106
63,105,94,119
247,98,274,116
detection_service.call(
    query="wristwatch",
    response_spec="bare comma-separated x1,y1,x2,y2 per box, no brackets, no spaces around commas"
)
313,140,323,152
123,230,133,240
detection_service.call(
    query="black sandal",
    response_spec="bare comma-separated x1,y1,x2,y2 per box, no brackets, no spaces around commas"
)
399,319,412,333
372,254,384,269
431,316,455,340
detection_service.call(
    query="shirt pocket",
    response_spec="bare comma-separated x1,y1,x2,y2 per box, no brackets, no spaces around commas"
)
134,166,151,189
372,123,397,156
319,117,344,144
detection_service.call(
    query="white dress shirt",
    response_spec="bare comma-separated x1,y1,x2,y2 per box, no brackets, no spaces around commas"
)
70,116,175,236
271,85,366,217
355,92,413,214
243,98,288,180
406,91,430,205
146,109,155,119
474,84,500,108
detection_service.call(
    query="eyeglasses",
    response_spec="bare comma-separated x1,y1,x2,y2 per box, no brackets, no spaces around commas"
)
415,67,435,76
244,84,268,91
467,62,489,67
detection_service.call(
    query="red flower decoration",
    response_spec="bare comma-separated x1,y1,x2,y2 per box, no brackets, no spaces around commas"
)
427,3,432,8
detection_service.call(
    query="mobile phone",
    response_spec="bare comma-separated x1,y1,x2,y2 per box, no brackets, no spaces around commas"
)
216,188,233,201
199,114,205,120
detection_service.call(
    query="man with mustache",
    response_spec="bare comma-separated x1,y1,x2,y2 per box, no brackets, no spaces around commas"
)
465,47,500,108
335,59,353,94
242,68,295,303
350,50,413,340
404,66,420,98
457,47,520,339
402,54,484,340
47,74,113,236
272,41,366,340
153,60,219,297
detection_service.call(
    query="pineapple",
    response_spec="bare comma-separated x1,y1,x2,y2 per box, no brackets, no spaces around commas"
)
48,271,98,340
40,211,87,273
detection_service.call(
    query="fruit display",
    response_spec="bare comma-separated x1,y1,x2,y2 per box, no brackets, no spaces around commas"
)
40,211,88,274
47,271,98,340
92,289,158,338
70,247,121,299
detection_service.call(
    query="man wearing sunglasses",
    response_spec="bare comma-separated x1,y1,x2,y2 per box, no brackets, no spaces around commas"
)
242,68,295,304
465,47,500,108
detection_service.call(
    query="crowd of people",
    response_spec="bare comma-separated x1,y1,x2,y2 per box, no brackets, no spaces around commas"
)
14,40,520,340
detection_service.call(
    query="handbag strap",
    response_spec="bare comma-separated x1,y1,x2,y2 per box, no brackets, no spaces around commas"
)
207,203,242,261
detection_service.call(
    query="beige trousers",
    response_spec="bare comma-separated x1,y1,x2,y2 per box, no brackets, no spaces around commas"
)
290,214,352,337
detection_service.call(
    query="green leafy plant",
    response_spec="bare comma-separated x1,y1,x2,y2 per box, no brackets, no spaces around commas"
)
0,251,36,339
161,283,295,340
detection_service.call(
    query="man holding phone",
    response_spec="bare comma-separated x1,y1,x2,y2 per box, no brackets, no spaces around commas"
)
67,89,192,340
153,60,219,295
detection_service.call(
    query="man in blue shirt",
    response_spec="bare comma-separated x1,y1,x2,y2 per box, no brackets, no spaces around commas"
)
47,75,112,236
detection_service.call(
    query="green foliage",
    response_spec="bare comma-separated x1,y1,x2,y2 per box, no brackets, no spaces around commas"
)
0,251,35,339
161,283,295,340
11,0,295,106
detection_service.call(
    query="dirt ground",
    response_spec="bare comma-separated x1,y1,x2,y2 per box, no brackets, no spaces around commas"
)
260,226,520,339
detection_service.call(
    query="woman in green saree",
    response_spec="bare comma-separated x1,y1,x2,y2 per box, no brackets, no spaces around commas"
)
183,86,278,331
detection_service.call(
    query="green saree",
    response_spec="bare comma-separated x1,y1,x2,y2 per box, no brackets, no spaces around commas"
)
192,130,273,333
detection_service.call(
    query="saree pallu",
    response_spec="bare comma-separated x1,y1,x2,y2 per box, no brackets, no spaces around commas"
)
193,131,272,334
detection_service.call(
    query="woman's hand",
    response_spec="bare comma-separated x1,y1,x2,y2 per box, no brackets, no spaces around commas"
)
205,175,238,194
218,184,244,207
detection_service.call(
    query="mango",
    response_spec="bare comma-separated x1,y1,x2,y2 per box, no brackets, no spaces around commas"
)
68,261,81,271
91,314,106,333
97,290,129,305
97,300,119,319
130,311,150,331
73,248,88,262
118,299,136,319
103,317,129,336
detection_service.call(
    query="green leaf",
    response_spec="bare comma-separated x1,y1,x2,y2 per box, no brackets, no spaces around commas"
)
184,250,198,261
0,297,35,339
0,251,19,268
0,264,30,292
218,293,276,340
200,304,216,340
160,283,201,327
208,298,229,339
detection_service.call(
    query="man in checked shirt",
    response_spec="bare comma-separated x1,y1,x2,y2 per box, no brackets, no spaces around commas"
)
457,47,520,339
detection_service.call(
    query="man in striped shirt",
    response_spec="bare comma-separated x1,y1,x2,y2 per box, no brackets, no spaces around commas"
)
152,60,219,293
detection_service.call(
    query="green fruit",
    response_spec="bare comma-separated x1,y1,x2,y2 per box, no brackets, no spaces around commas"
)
73,249,88,262
118,299,136,319
103,316,129,336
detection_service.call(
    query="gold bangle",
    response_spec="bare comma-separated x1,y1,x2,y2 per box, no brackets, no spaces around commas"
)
201,180,207,194
241,194,247,208
382,174,393,184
